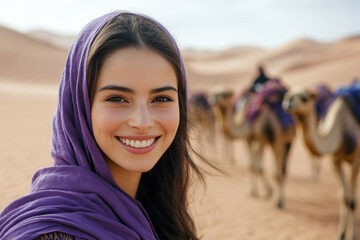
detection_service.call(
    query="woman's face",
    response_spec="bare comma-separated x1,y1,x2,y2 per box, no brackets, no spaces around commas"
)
91,47,179,175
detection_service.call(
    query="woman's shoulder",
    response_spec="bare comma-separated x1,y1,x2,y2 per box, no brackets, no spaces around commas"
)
35,232,74,240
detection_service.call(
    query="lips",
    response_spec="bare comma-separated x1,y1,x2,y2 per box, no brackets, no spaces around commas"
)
115,136,160,153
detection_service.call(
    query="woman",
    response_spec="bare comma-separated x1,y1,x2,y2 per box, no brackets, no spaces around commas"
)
0,11,207,240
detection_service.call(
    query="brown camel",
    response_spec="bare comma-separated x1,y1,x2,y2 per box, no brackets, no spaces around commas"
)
188,92,217,161
283,87,360,240
210,85,296,208
208,86,237,165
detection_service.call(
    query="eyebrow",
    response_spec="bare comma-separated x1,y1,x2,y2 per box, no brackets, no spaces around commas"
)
150,86,178,94
98,85,134,93
98,85,178,94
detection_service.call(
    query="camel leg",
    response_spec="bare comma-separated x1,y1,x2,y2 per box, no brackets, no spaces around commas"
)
311,155,321,180
282,143,292,176
272,141,287,209
278,142,292,208
332,160,349,240
227,138,235,165
348,158,359,240
248,138,260,198
250,139,272,198
214,118,225,163
208,123,217,162
222,135,234,165
221,134,232,164
257,143,273,199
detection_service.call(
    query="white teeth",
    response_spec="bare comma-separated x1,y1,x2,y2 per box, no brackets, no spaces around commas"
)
119,137,156,148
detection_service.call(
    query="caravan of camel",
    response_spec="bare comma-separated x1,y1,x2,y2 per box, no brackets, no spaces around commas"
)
189,71,360,240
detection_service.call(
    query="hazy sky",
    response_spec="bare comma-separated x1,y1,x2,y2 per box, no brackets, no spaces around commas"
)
1,0,360,50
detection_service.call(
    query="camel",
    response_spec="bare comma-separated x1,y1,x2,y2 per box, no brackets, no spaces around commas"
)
188,92,217,161
282,87,360,240
207,86,237,165
209,83,296,208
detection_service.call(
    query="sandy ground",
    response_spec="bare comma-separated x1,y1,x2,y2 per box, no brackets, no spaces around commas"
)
0,81,57,207
1,80,359,240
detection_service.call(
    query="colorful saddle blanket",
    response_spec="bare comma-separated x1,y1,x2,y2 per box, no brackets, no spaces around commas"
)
314,84,333,120
247,79,295,131
325,79,360,122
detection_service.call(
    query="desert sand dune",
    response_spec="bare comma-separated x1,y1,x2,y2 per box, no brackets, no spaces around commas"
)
1,26,360,239
184,36,360,92
182,46,263,62
0,26,67,83
26,30,75,50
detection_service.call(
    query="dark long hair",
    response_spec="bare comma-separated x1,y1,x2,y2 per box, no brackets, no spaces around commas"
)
87,13,203,240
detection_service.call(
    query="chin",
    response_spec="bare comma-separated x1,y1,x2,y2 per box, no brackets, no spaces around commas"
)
127,161,159,173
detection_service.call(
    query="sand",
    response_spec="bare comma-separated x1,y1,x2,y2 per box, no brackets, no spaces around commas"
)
1,26,360,239
0,81,57,206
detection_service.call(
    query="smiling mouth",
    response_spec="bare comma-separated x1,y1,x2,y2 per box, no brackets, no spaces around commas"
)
117,136,160,148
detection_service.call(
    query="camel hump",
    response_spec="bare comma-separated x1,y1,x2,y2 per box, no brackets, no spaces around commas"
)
327,80,360,123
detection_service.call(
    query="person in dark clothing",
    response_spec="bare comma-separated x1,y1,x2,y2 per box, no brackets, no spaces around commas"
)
248,65,270,93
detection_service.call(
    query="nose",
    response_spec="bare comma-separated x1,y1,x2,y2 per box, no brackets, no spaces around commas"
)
128,103,154,132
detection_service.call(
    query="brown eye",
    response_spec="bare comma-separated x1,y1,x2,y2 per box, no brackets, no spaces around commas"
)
106,95,128,103
153,96,172,103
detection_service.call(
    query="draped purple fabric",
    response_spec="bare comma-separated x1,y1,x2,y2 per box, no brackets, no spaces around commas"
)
0,11,184,240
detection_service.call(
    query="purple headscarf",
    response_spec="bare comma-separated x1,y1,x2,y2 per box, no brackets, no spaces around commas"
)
0,11,184,240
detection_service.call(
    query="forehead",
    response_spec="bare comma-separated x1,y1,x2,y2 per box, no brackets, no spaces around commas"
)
97,47,177,89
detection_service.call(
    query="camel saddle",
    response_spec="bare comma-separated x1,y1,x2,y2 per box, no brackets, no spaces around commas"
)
314,84,333,119
326,80,360,123
247,79,295,131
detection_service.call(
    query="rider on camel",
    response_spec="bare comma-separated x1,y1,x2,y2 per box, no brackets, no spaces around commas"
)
248,65,270,93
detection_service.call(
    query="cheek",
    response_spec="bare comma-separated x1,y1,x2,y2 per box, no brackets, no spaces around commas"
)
157,107,180,136
92,106,126,137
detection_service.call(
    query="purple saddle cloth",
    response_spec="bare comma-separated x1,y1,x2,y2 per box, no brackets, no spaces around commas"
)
247,79,295,131
313,84,332,120
324,79,360,123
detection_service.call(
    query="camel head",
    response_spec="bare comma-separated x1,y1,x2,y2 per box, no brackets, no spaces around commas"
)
188,92,215,124
282,87,318,119
208,86,234,112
